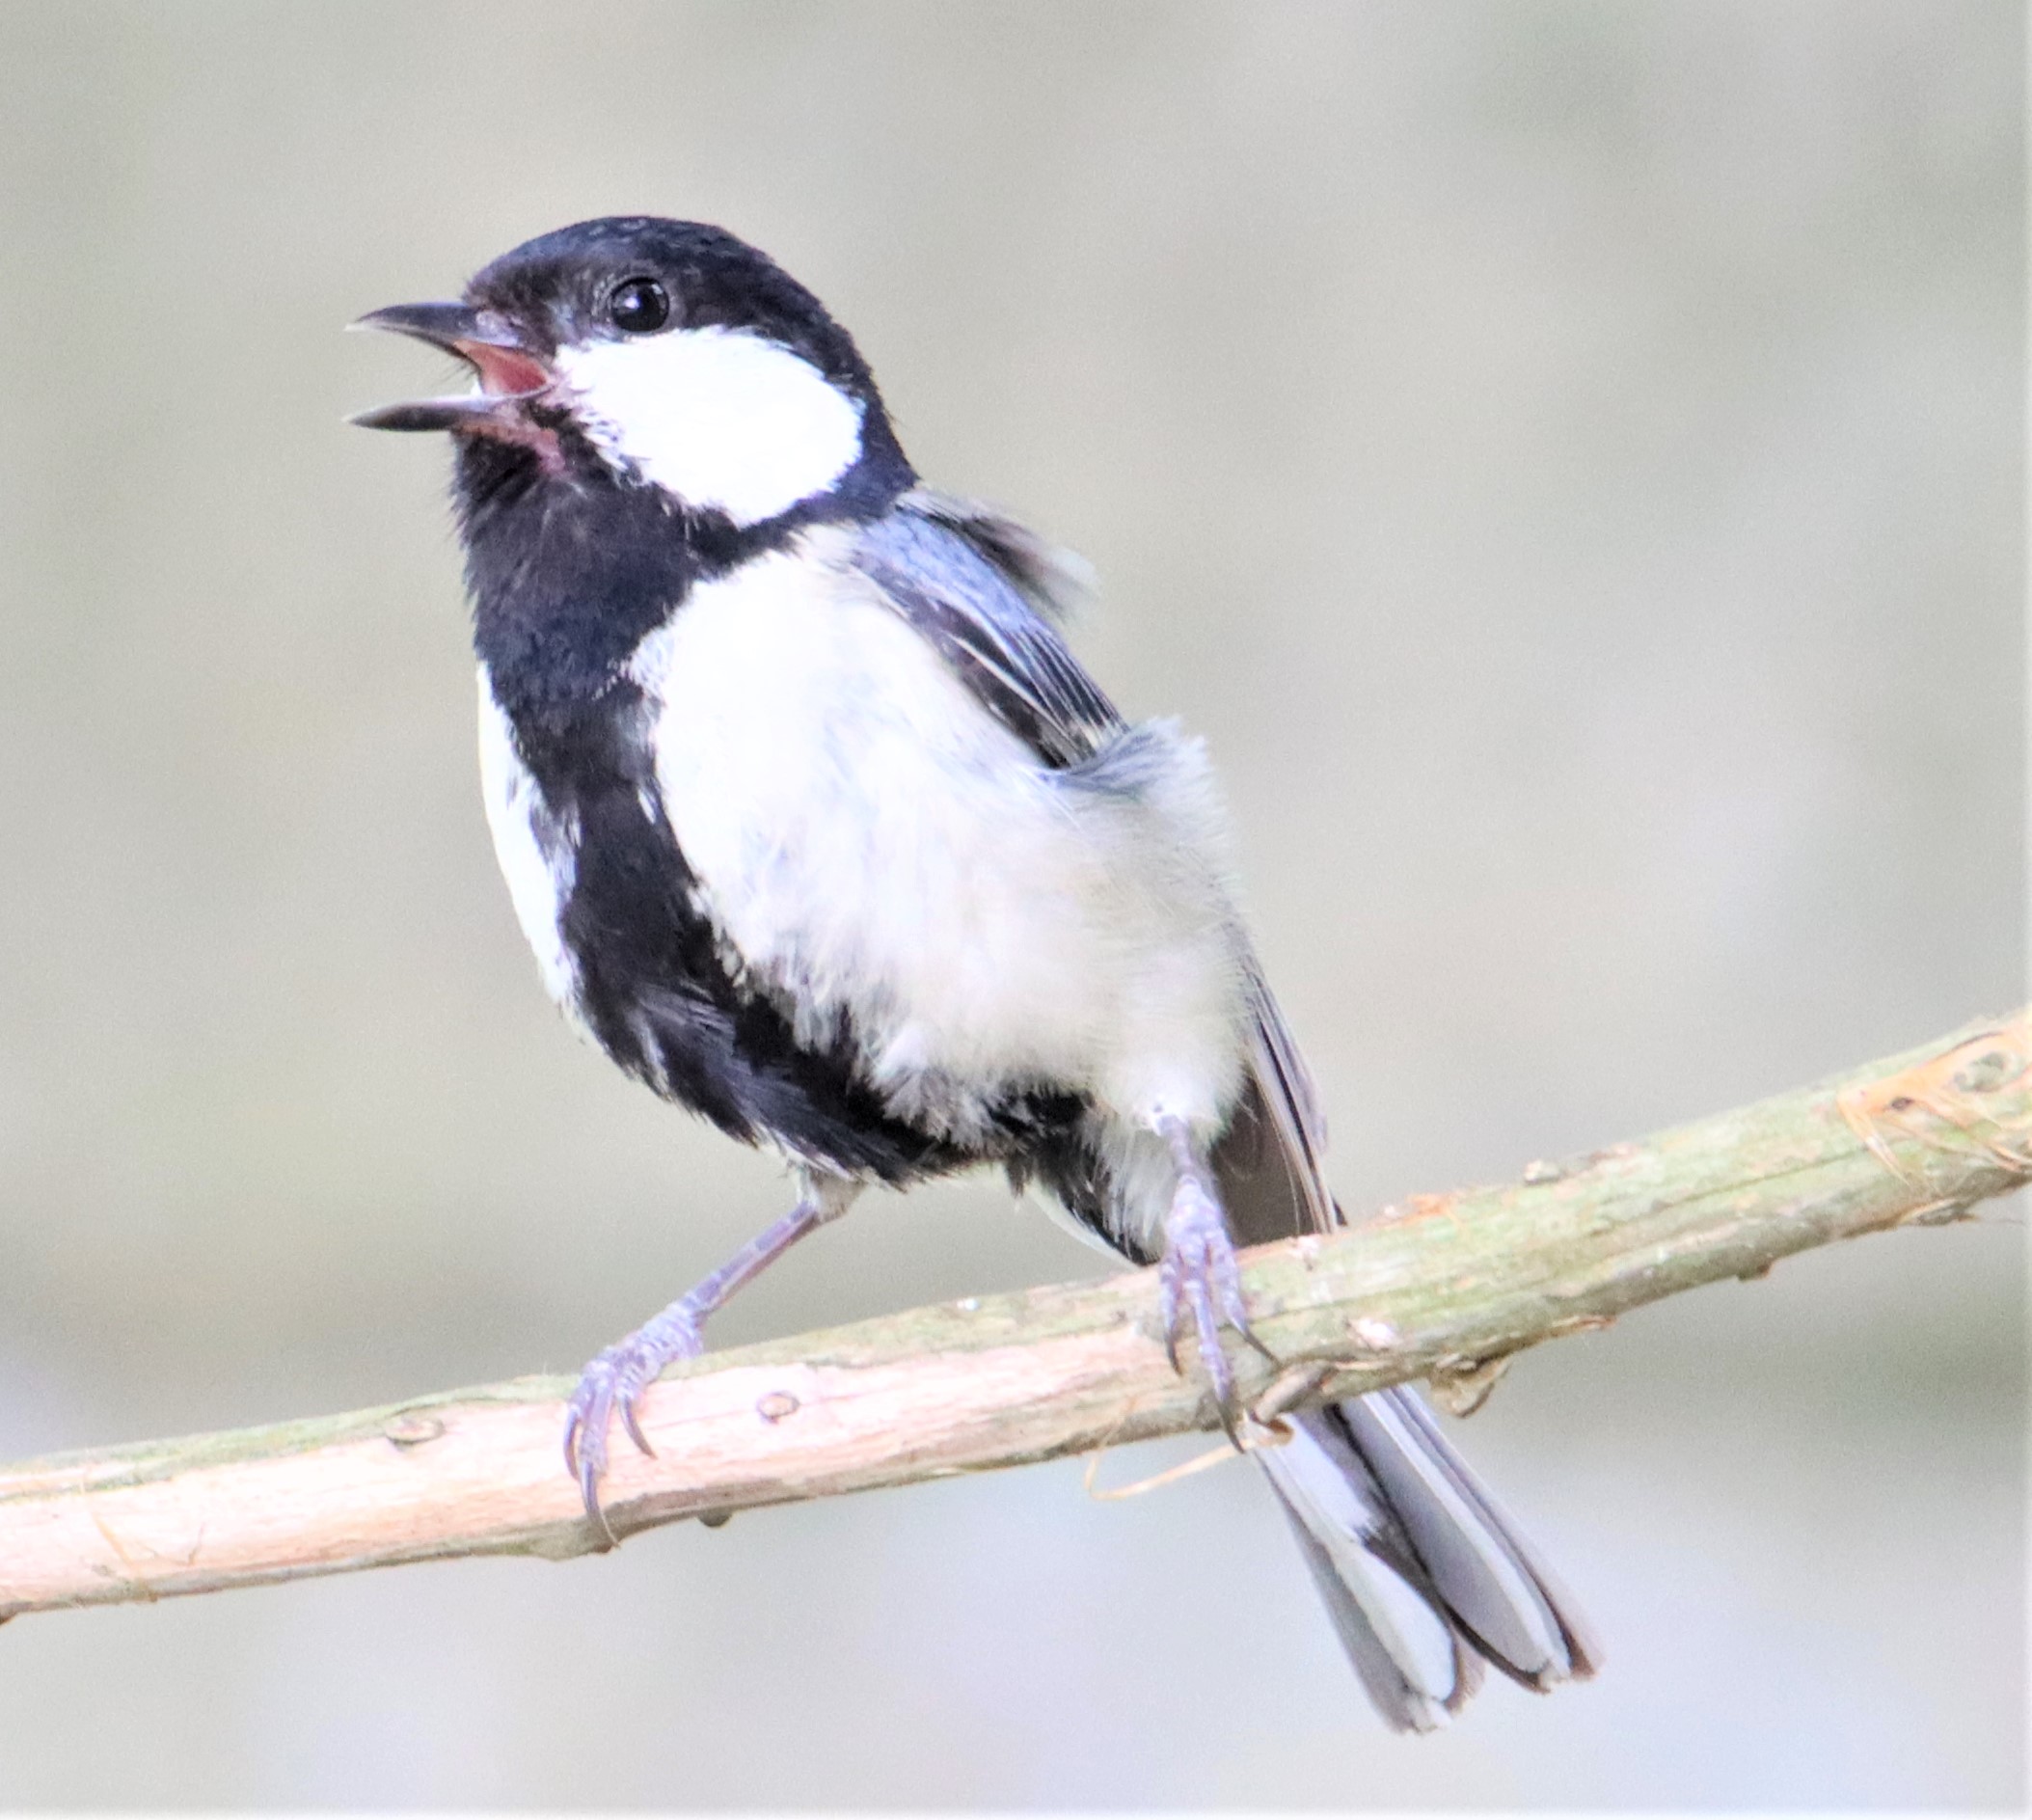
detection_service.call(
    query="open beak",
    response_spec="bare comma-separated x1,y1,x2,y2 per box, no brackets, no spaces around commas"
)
347,302,553,432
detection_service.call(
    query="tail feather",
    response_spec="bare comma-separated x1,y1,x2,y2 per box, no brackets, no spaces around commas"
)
1345,1387,1602,1687
1260,1411,1482,1732
1208,979,1597,1727
1260,1394,1595,1729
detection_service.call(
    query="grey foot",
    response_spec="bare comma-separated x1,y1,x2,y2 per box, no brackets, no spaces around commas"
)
561,1306,705,1532
1156,1166,1274,1441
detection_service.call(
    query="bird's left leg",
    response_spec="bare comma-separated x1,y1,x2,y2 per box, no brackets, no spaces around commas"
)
563,1172,861,1524
1151,1112,1274,1441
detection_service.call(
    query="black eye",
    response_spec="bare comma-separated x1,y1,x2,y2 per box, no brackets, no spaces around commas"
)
607,277,670,335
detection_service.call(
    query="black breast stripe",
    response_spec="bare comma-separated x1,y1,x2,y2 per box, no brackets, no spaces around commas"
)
509,683,966,1182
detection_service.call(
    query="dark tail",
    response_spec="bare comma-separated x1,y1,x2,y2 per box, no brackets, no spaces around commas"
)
1218,986,1600,1730
1258,1387,1598,1730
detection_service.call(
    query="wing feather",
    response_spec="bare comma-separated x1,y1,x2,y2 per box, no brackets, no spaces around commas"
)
853,491,1329,1241
853,492,1119,768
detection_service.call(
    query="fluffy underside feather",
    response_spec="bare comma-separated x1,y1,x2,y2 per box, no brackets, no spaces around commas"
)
631,533,1251,1141
481,509,1256,1247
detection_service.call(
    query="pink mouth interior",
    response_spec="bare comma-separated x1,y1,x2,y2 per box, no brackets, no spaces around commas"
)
463,343,551,395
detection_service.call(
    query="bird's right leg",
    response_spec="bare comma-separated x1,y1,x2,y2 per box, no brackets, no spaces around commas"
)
563,1172,860,1527
1151,1111,1275,1442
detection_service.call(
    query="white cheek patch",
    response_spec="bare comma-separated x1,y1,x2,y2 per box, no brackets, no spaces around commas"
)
555,326,866,527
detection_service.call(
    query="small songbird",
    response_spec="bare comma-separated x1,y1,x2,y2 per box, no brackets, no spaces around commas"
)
352,216,1595,1729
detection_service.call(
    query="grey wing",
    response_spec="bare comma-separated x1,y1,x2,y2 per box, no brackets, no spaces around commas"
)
1221,969,1336,1242
856,489,1332,1240
855,490,1121,768
897,487,1099,629
860,490,1329,1226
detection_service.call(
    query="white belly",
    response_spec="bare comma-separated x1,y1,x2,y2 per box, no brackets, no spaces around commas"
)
626,535,1249,1140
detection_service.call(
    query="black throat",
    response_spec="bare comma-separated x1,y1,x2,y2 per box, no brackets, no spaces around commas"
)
455,423,914,719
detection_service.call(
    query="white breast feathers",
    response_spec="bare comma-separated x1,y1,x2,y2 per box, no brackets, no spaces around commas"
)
626,532,1253,1146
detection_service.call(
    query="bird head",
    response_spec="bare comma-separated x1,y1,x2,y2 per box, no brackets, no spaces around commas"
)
352,216,909,530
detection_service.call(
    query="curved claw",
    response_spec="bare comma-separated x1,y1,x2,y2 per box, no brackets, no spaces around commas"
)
560,1314,704,1535
560,1400,611,1540
618,1395,655,1459
1237,1319,1279,1367
1157,1268,1184,1375
1156,1185,1278,1445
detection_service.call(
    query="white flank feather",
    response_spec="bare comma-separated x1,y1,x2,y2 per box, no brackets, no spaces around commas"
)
475,669,580,1009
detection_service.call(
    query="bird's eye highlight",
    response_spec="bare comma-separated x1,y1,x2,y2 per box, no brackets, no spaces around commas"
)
607,277,671,335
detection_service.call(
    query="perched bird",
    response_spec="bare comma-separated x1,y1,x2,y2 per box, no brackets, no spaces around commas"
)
352,216,1596,1730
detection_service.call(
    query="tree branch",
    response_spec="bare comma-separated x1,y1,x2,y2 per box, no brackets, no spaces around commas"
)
4,1011,2026,1623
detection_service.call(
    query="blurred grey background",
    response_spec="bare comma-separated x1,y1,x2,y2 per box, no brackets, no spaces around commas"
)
0,0,2022,1807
